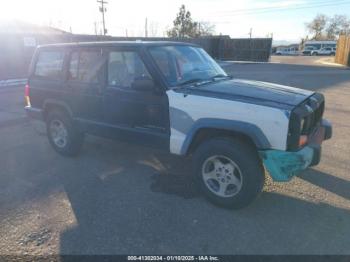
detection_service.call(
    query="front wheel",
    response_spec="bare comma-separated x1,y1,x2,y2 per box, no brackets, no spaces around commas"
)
46,110,84,156
193,137,265,209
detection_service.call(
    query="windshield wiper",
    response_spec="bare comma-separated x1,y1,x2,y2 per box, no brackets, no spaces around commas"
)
210,74,231,80
176,75,231,89
178,78,204,86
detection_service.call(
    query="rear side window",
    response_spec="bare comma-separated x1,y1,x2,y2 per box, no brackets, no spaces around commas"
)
34,50,64,79
69,50,105,83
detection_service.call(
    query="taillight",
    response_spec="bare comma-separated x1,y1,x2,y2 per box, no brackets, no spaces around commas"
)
25,84,30,96
25,84,31,107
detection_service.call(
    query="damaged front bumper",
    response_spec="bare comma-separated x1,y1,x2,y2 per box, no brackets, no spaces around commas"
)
259,119,332,182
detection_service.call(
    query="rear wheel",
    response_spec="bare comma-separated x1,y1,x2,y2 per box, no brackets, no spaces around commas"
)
46,110,84,156
193,137,265,209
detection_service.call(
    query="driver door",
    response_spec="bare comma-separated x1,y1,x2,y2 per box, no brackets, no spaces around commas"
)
102,48,169,149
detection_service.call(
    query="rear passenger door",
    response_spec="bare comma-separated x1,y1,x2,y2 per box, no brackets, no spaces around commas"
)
65,48,106,127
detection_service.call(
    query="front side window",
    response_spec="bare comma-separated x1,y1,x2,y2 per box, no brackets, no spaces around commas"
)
149,45,227,87
34,50,64,79
69,50,105,83
108,51,152,89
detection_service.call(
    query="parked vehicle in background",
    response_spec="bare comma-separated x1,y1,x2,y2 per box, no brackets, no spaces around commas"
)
25,41,332,209
274,44,299,56
275,47,299,56
311,47,336,56
302,46,316,55
302,40,337,56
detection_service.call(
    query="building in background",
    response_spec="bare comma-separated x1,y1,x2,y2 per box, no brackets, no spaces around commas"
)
0,21,71,79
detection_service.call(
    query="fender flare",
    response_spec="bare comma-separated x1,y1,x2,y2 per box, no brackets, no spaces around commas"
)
43,100,73,119
179,118,271,155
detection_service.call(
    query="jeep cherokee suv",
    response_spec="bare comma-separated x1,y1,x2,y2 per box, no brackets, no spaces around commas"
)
25,41,332,209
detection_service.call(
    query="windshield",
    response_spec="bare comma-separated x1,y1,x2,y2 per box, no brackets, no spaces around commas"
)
149,45,227,87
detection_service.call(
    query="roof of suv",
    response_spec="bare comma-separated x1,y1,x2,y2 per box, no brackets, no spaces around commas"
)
38,41,199,49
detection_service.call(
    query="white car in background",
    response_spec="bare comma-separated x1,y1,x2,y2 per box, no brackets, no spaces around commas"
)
311,47,336,56
275,48,299,56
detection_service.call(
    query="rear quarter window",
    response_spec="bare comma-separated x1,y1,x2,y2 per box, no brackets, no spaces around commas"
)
34,50,65,79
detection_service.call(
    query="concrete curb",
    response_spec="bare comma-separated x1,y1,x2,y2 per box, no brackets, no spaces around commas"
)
318,60,346,67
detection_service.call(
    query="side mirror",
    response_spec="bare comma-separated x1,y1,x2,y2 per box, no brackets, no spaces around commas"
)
132,77,155,91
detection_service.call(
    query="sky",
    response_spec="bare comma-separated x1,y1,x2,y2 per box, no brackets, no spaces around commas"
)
0,0,349,42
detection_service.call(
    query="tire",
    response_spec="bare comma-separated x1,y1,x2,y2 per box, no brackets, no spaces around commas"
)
312,52,318,56
192,137,265,209
46,110,84,156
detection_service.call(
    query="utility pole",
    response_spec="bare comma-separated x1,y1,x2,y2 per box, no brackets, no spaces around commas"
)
94,22,98,36
97,0,108,35
145,18,148,37
249,28,253,61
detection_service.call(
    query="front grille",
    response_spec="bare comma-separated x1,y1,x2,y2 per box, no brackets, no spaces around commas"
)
316,100,325,123
287,92,325,151
303,94,325,134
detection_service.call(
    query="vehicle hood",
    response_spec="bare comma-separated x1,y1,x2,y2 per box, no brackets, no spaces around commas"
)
185,78,314,109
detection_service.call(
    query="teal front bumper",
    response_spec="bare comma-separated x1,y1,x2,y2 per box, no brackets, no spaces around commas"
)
259,119,332,182
259,146,317,182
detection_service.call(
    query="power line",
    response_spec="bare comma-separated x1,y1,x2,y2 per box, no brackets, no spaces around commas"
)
210,0,350,15
206,0,350,17
211,0,345,14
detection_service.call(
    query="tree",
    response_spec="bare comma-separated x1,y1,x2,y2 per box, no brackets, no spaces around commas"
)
305,14,350,40
167,5,198,37
149,21,159,37
197,22,215,36
306,14,328,40
167,5,215,38
326,15,350,39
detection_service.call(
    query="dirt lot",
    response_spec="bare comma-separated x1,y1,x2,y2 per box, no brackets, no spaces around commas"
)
0,56,350,255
